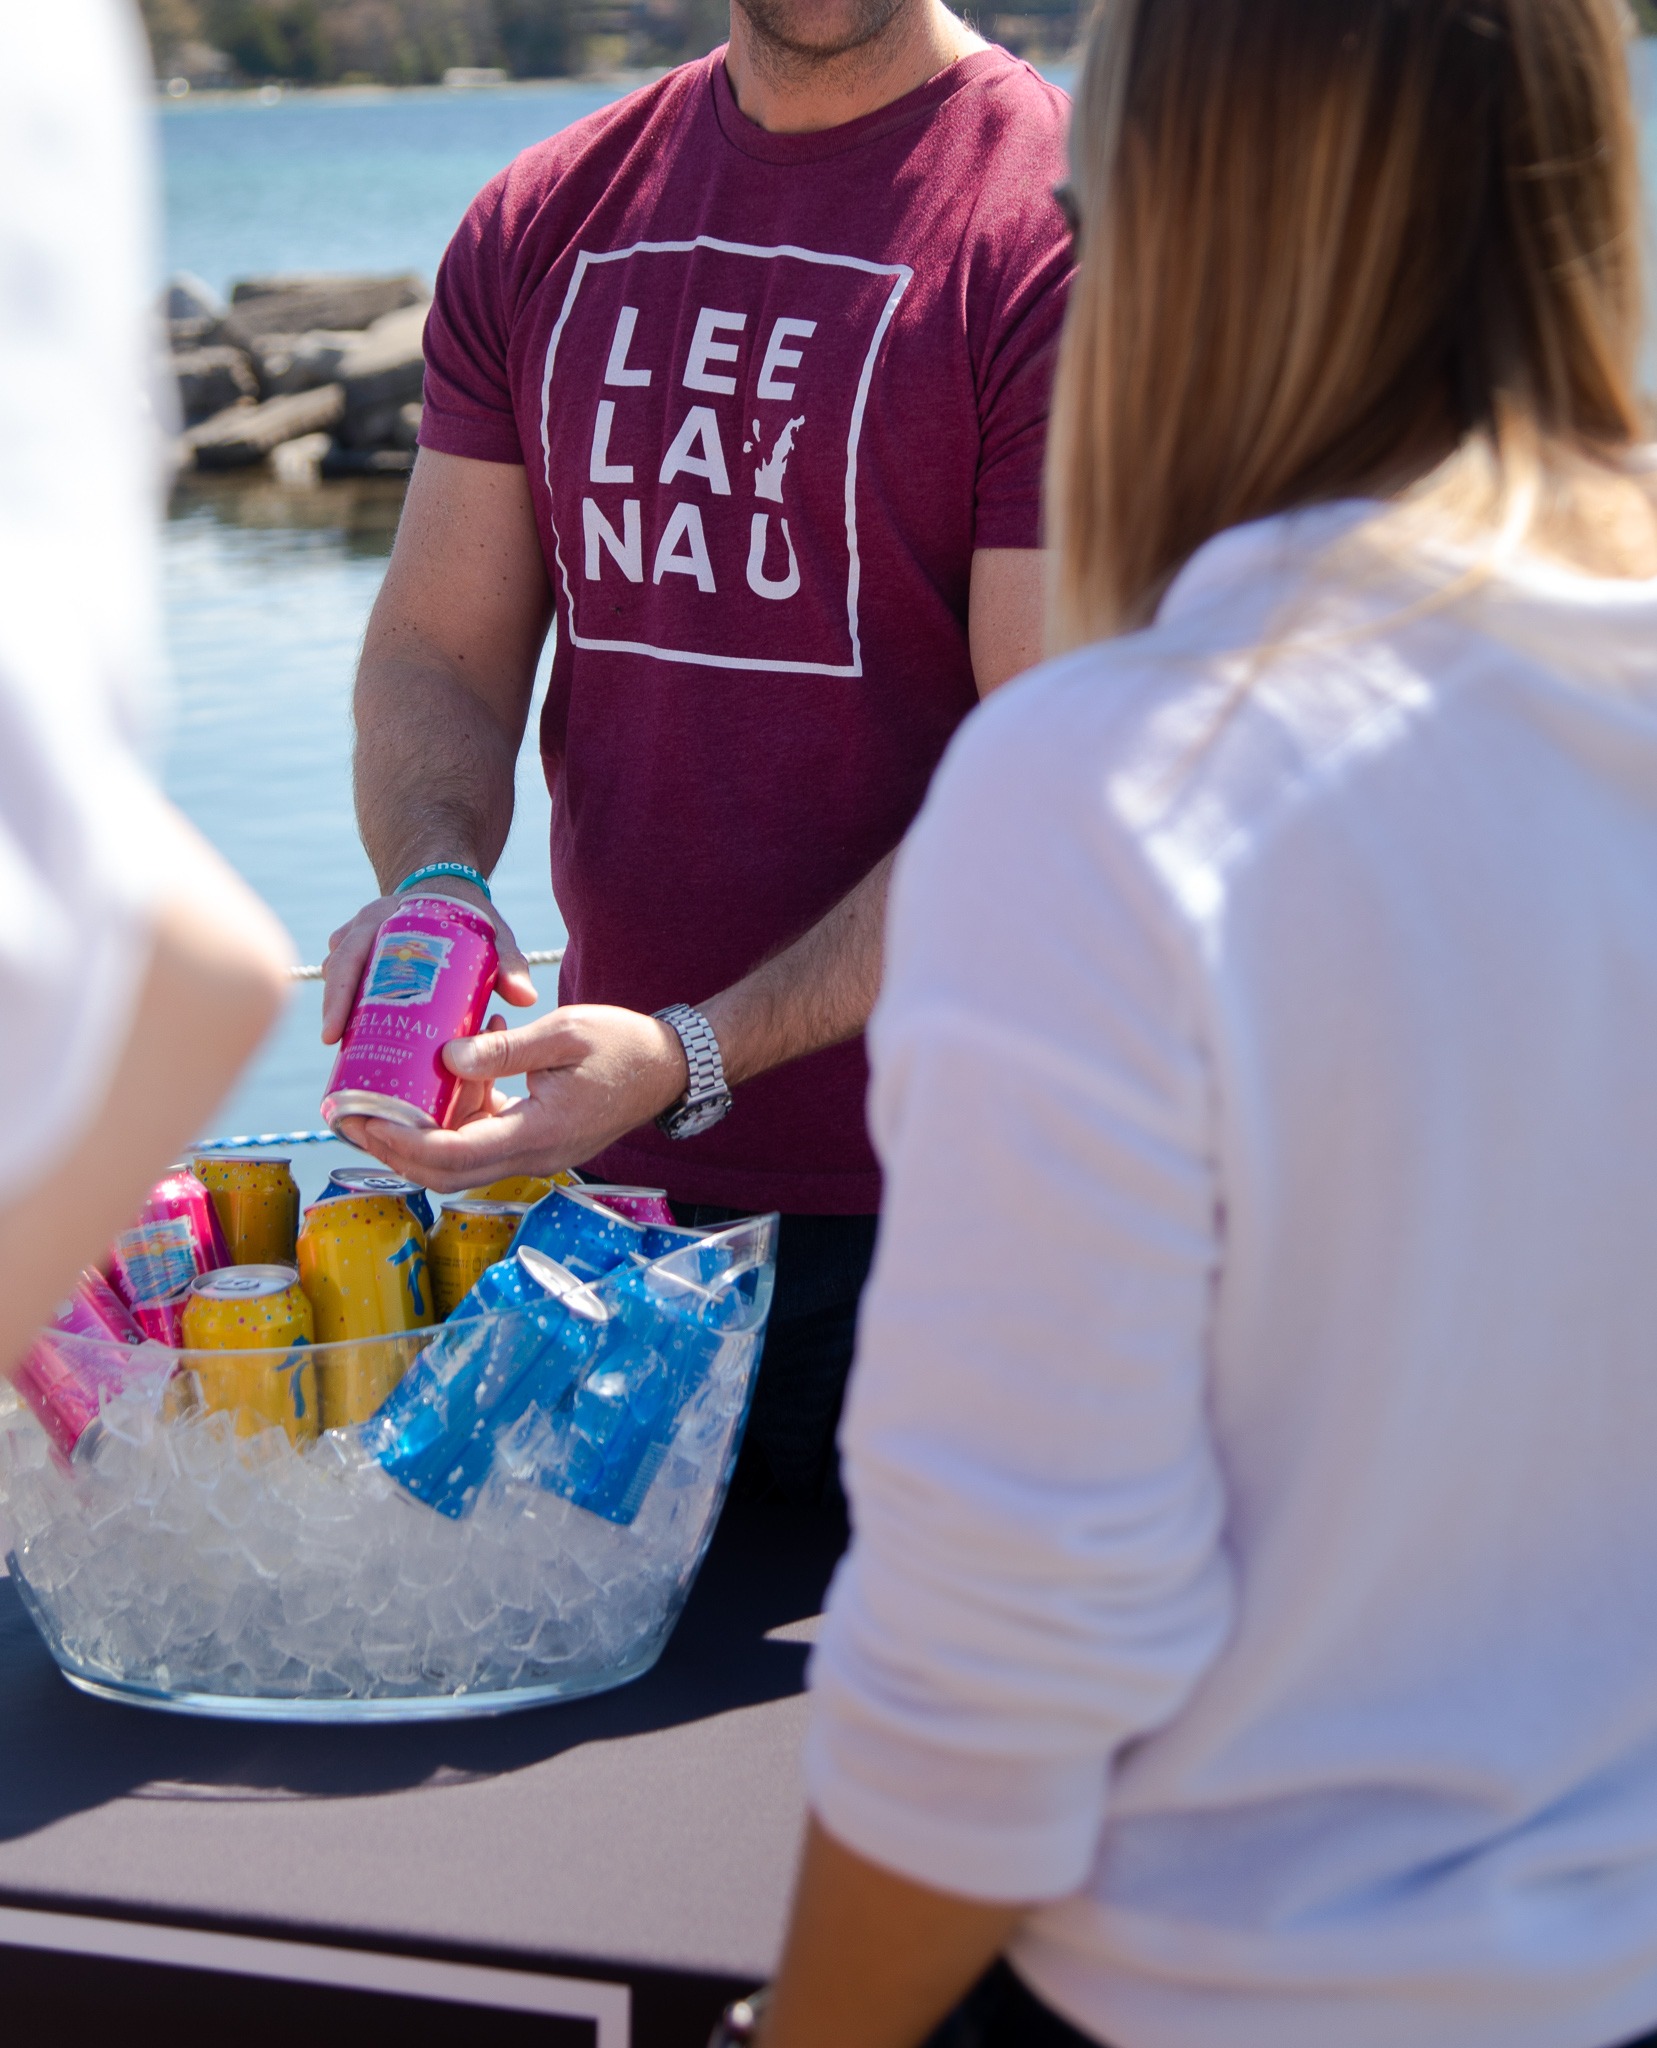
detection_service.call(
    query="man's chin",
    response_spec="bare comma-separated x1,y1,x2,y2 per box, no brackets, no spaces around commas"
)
733,0,910,63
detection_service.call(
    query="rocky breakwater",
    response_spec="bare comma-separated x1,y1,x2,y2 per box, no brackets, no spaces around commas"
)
166,271,431,482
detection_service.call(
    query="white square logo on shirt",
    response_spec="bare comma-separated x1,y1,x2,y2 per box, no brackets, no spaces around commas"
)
540,237,911,677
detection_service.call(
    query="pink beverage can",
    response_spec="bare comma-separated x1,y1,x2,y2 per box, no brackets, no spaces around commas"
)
581,1185,677,1228
144,1167,232,1270
321,895,498,1132
109,1167,231,1343
15,1269,145,1460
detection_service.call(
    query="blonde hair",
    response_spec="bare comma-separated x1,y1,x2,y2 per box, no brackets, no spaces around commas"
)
1047,0,1651,649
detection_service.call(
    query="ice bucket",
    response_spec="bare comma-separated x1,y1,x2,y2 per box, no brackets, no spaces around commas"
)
0,1216,777,1721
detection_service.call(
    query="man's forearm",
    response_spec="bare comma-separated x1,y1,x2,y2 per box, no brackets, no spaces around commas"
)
682,546,1046,1094
353,645,528,890
344,852,897,1187
700,852,894,1088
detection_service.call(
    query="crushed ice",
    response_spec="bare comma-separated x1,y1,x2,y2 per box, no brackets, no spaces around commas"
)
0,1329,755,1704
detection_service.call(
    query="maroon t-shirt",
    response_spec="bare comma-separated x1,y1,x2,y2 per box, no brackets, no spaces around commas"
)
421,47,1072,1214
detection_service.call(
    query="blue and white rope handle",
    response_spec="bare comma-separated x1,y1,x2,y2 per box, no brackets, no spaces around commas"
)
195,1129,340,1151
285,946,565,983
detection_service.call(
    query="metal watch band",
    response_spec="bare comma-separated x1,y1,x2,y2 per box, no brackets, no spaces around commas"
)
653,1003,733,1140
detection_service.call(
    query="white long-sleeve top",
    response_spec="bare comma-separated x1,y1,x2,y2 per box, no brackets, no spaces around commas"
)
807,501,1657,2048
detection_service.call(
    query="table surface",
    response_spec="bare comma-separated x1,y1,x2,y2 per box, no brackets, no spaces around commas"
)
0,1498,844,1990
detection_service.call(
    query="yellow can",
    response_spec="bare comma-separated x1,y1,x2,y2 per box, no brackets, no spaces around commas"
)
193,1150,301,1266
178,1264,318,1444
463,1174,568,1204
297,1193,433,1429
428,1199,526,1319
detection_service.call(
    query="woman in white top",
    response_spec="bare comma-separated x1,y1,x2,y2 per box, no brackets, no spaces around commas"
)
0,1,290,1369
757,2,1657,2046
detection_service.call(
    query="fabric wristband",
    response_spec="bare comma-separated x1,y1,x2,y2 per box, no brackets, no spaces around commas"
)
393,861,492,903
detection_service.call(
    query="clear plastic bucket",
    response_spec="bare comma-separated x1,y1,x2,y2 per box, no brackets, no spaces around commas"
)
0,1216,777,1720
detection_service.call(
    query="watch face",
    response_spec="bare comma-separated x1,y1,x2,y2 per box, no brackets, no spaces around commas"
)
666,1092,731,1139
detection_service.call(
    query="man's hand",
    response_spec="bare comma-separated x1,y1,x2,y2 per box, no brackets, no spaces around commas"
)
341,1005,689,1192
320,883,538,1046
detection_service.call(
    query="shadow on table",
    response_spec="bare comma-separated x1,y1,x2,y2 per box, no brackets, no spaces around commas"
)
0,1498,845,1841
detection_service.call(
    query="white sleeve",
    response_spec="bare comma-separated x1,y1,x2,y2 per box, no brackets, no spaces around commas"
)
805,672,1235,1902
0,0,171,1203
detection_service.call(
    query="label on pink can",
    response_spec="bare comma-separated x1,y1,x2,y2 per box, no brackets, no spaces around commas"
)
107,1217,197,1348
322,895,499,1132
110,1217,199,1307
106,1167,229,1350
148,1168,232,1270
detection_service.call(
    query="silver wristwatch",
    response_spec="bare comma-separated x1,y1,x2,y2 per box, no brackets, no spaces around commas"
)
654,1003,733,1140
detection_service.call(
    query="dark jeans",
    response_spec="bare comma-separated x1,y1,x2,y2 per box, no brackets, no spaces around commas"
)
671,1205,878,1508
925,1964,1657,2048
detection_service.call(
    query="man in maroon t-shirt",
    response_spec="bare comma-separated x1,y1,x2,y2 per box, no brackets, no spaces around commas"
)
322,0,1072,1503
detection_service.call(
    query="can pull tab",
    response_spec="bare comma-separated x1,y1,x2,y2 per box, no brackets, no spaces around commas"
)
516,1247,609,1322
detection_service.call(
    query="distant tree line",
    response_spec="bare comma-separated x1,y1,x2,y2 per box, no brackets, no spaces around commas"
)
137,0,1656,92
139,0,730,83
138,0,1083,85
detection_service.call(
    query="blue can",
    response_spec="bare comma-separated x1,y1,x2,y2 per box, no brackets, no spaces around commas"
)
314,1165,435,1234
512,1184,700,1282
505,1256,751,1523
367,1216,776,1527
366,1246,609,1518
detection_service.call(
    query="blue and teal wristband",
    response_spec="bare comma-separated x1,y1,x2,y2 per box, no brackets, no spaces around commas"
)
393,861,492,903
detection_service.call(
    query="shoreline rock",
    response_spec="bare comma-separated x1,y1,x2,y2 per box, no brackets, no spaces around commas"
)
255,329,357,399
163,271,428,482
166,271,228,352
185,384,346,469
219,274,427,354
173,344,258,426
338,304,429,447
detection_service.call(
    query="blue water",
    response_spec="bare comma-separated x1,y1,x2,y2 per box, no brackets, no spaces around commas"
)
162,82,633,296
156,58,1657,1158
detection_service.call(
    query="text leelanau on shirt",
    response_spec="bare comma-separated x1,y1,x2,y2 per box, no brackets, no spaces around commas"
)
545,238,913,676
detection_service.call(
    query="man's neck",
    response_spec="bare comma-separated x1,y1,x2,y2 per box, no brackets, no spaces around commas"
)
723,0,984,136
